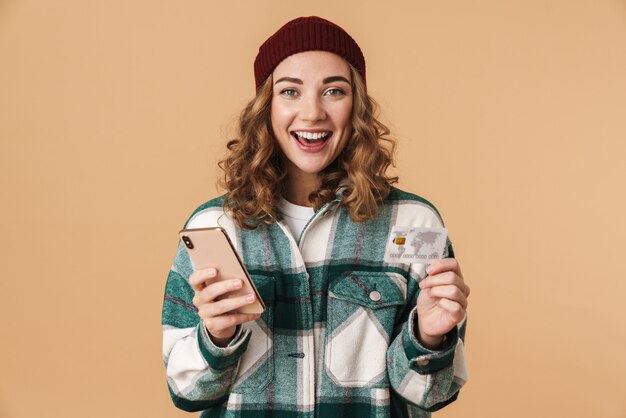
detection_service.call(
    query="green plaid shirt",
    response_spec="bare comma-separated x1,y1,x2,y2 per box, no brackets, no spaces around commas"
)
162,188,467,418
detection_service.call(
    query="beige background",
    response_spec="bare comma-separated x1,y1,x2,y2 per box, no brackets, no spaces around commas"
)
1,1,625,417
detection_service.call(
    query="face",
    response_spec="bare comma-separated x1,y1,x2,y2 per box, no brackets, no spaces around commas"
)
270,51,353,181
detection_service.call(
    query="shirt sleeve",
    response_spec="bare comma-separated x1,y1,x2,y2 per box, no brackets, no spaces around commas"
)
161,241,251,412
386,239,468,413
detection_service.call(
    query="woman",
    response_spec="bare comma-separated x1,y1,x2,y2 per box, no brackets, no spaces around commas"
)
162,16,469,418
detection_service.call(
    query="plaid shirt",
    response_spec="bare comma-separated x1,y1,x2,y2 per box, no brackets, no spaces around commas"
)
162,188,467,418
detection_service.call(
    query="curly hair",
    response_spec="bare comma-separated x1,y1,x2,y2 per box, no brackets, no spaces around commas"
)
219,66,398,229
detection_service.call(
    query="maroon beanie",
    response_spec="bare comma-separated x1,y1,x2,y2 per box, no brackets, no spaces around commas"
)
253,16,366,91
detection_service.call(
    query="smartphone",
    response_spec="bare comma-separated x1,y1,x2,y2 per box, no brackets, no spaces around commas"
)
179,227,265,314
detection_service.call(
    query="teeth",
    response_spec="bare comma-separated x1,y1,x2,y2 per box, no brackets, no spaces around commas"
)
294,131,330,140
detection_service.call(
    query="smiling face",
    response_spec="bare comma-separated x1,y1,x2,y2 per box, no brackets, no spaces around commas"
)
270,51,353,188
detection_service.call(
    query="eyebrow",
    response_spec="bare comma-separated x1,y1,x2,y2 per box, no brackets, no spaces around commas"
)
322,76,351,85
274,76,351,85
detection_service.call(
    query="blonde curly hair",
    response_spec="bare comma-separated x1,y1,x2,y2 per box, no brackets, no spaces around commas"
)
219,66,398,229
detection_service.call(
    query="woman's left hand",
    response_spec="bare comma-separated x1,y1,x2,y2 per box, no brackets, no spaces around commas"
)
416,258,470,349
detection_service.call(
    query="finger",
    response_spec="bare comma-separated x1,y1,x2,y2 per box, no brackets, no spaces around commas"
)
426,258,463,278
203,294,258,317
199,278,244,303
436,298,466,323
193,278,244,309
427,285,468,310
205,312,262,334
420,271,470,297
189,268,218,292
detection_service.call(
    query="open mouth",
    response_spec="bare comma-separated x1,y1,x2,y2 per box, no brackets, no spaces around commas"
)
290,131,333,146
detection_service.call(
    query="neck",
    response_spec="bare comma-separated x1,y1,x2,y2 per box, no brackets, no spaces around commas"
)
283,171,320,207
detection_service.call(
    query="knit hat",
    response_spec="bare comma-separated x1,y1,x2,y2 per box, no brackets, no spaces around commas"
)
253,16,366,91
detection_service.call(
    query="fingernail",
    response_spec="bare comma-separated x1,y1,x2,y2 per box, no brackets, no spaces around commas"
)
426,265,433,275
208,268,216,277
233,280,242,289
246,295,255,303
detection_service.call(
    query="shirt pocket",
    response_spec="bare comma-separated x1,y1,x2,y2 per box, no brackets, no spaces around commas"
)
232,274,275,393
325,271,407,387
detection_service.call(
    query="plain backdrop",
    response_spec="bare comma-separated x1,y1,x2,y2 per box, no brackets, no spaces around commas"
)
1,1,625,417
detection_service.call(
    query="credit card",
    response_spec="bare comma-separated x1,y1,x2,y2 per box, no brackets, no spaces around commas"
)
384,226,448,264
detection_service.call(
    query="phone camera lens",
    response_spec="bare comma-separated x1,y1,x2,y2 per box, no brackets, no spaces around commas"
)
182,236,194,249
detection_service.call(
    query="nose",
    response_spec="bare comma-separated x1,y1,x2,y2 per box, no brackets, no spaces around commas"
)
300,94,326,122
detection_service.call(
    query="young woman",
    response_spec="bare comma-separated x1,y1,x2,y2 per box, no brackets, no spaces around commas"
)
162,16,469,418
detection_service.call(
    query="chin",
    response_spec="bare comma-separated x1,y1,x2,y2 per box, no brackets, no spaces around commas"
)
295,161,332,176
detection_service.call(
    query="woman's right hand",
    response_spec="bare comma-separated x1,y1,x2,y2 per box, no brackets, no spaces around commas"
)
190,267,261,347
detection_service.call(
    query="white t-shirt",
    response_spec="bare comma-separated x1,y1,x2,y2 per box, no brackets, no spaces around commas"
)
278,198,315,240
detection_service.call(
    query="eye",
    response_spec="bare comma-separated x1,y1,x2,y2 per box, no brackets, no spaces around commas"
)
324,88,346,97
280,88,299,97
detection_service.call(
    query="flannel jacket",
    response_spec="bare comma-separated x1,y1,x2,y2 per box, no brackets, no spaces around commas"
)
162,187,468,417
